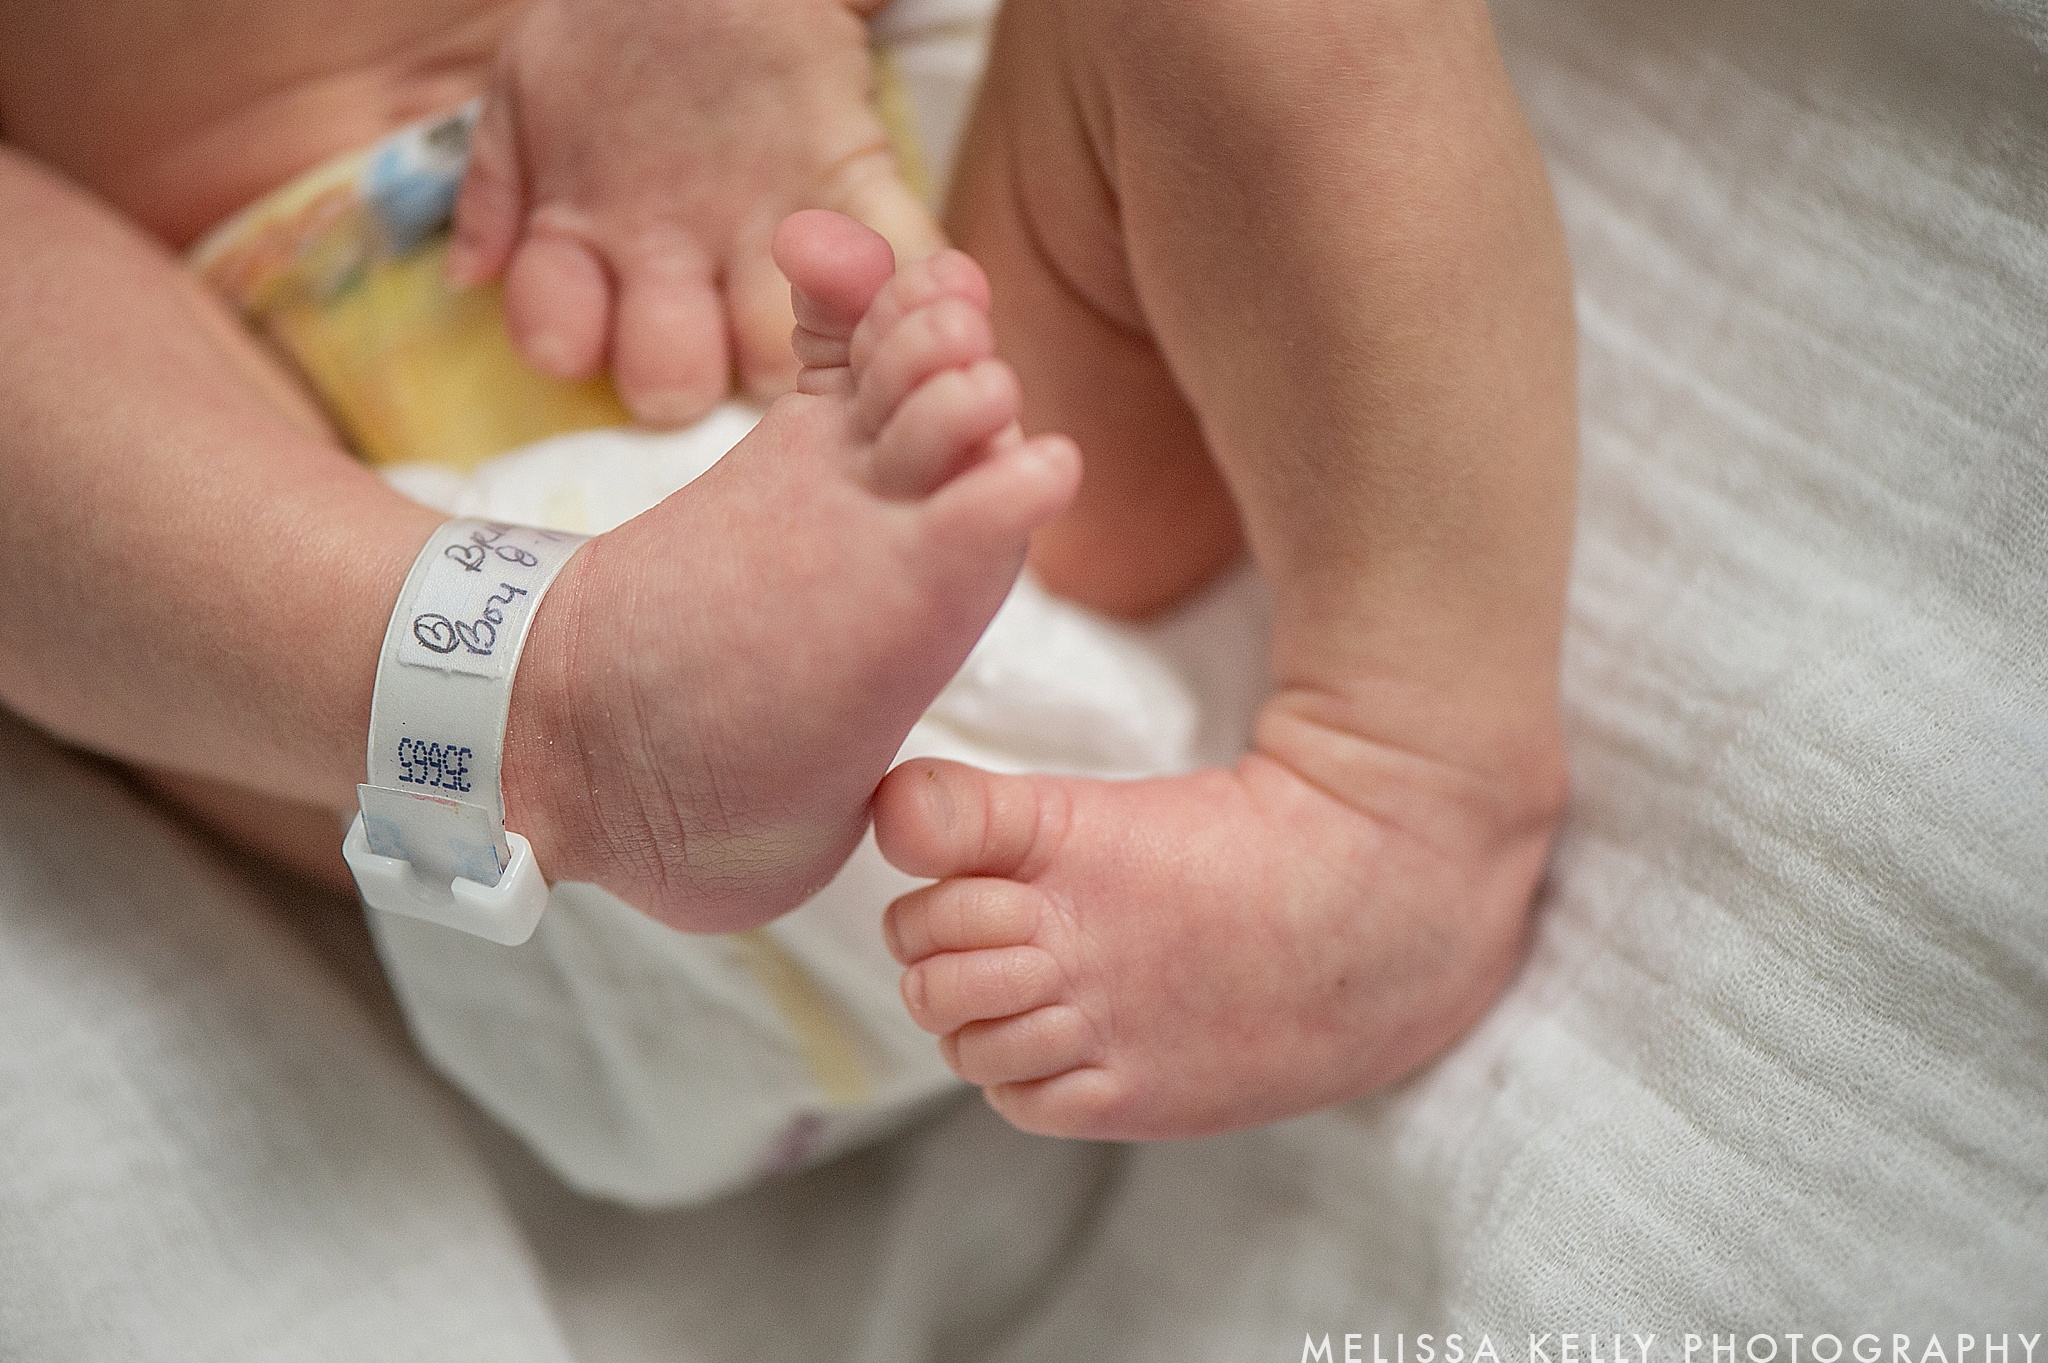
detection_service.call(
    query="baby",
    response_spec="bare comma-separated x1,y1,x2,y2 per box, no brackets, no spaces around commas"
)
0,0,1575,1141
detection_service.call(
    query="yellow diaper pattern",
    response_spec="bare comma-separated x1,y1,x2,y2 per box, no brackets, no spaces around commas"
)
191,105,629,471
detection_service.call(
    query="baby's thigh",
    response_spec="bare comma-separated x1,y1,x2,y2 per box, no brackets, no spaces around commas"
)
958,0,1576,716
945,0,1249,621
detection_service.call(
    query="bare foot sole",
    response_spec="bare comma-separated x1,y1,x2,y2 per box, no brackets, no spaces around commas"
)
506,209,1080,932
872,727,1558,1140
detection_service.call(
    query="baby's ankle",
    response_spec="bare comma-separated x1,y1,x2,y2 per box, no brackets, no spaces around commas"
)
500,543,606,888
1253,682,1569,865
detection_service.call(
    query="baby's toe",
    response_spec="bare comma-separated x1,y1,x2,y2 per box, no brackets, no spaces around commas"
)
612,241,730,426
848,249,990,372
852,296,995,440
984,1068,1132,1139
902,946,1065,1036
875,762,1072,882
504,229,611,380
774,209,897,346
943,1005,1097,1087
869,358,1018,498
919,430,1080,554
883,875,1043,964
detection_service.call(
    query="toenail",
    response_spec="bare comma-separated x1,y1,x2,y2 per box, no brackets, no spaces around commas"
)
1021,439,1066,477
919,770,957,832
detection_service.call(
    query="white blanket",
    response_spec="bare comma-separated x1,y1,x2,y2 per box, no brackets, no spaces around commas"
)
2,0,2044,1355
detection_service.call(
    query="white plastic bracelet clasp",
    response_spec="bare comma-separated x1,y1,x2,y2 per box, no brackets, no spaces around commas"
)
343,818,548,946
343,518,588,945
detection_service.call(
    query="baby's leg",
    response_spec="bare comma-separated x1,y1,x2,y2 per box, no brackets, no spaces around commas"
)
0,129,1072,938
874,0,1575,1137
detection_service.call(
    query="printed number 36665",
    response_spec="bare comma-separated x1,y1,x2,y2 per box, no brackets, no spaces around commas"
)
397,737,472,793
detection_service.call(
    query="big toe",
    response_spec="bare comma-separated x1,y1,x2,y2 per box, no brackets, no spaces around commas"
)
774,209,897,346
875,761,1067,881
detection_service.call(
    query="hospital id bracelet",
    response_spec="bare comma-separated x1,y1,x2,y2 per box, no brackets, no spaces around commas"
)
342,518,589,945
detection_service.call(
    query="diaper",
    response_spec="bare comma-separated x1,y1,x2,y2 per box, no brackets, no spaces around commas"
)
188,6,1274,1203
190,103,631,471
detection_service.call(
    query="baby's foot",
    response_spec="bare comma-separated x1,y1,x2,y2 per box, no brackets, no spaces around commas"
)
450,0,940,424
872,707,1562,1139
503,210,1079,932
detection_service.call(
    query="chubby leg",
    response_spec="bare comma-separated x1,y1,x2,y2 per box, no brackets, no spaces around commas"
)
874,0,1575,1137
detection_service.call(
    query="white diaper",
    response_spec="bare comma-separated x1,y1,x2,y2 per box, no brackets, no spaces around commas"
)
371,416,1272,1206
